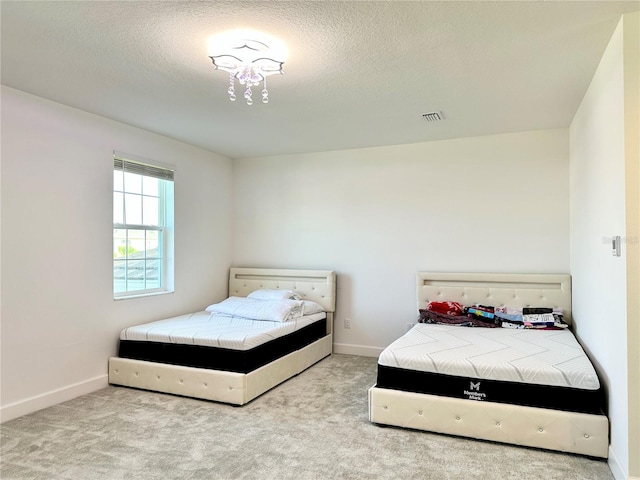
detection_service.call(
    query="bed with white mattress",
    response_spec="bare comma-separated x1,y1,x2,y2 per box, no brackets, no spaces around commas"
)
368,272,609,458
109,268,336,405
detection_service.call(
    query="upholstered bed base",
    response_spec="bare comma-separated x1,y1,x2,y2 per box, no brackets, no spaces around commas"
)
110,334,332,405
368,272,609,458
368,387,608,458
109,268,336,405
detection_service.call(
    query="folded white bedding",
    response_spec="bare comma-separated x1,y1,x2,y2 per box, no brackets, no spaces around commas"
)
205,296,304,322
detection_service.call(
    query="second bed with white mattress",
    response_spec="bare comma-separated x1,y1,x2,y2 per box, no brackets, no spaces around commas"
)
110,268,337,406
369,272,609,458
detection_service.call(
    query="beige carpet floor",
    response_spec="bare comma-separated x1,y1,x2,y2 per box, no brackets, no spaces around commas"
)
1,354,613,480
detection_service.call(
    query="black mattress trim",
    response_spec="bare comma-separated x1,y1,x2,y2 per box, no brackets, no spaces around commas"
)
376,364,605,415
118,317,327,374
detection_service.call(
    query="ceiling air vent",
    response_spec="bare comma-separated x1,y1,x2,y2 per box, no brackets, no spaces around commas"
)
421,111,444,122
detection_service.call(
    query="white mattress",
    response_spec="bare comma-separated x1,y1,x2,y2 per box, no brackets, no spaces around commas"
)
378,324,600,390
120,312,325,351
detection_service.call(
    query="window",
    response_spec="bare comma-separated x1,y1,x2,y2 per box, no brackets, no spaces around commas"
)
113,153,174,298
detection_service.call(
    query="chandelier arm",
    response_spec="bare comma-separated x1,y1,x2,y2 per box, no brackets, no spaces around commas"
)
209,54,244,64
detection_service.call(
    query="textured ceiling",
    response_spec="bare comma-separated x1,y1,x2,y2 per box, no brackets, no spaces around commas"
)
1,1,638,159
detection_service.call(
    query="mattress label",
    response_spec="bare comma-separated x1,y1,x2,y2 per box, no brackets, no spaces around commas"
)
463,381,487,401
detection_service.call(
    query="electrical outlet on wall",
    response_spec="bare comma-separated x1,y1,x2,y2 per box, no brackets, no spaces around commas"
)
344,318,351,329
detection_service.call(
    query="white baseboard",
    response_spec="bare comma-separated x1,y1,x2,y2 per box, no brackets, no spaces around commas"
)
0,374,109,423
608,445,628,480
333,342,383,357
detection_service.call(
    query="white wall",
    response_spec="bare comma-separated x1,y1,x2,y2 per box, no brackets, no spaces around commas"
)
0,87,233,420
621,13,640,479
232,129,570,354
569,18,630,480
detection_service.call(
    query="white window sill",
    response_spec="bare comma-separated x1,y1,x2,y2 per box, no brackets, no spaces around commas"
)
114,290,174,301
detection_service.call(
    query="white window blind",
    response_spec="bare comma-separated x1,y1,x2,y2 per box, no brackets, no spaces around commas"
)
113,157,175,181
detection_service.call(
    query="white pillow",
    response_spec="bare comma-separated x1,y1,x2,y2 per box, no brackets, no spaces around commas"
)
247,289,301,300
302,300,325,315
206,297,303,322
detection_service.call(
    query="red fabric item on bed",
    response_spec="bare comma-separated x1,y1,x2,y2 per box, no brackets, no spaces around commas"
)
425,301,464,316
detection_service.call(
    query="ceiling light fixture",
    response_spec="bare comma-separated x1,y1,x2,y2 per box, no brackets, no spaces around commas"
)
208,31,286,105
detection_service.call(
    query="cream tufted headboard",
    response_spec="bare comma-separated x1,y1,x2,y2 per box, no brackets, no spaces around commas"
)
229,268,336,313
416,272,572,325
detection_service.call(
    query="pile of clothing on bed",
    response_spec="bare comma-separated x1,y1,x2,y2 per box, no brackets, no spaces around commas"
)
419,301,567,329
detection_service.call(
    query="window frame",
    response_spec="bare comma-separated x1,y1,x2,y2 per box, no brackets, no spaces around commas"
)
113,152,175,299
